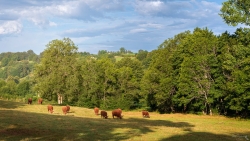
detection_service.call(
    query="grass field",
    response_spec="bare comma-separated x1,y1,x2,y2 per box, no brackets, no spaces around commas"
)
0,99,250,141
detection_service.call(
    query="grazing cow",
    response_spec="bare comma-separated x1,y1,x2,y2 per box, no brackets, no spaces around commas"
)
62,106,68,115
28,98,32,104
142,111,150,118
100,110,108,119
117,108,122,114
66,105,70,112
112,109,123,119
47,105,53,114
38,98,43,104
94,107,99,115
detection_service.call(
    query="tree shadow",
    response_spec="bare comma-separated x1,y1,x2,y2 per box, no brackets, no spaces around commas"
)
159,131,250,141
0,100,26,109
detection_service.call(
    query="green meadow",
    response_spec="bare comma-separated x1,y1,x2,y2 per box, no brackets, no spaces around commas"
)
0,99,250,141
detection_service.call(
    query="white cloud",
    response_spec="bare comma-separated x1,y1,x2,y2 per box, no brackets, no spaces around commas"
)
201,1,221,10
56,5,72,15
0,0,240,54
72,36,91,42
84,0,124,11
134,0,222,20
0,21,22,35
130,28,147,33
139,23,163,29
47,0,124,22
134,0,165,16
0,0,124,28
49,22,57,27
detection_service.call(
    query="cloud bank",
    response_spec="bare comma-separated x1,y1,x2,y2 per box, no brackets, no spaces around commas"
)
0,0,238,54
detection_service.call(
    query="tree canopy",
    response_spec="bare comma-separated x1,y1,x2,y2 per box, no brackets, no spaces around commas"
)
220,0,250,26
33,38,79,102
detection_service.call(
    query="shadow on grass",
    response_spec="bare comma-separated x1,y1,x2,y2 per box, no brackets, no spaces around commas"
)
0,99,26,109
159,132,250,141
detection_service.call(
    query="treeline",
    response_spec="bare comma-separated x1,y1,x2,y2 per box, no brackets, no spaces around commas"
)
0,27,250,118
0,50,40,79
0,50,40,65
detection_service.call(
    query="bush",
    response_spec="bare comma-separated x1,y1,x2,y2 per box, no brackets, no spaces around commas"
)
76,93,101,108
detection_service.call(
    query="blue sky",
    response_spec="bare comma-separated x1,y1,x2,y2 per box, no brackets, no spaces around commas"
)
0,0,241,55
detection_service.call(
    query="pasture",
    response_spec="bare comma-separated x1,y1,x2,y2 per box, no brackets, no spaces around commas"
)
0,99,250,141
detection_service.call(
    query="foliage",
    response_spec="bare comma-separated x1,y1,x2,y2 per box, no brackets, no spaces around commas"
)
16,80,32,97
33,38,79,103
220,0,250,26
217,28,250,117
0,51,38,79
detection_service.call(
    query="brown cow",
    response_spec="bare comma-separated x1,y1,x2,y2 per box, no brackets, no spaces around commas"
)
117,108,122,114
94,107,99,115
112,109,123,119
142,111,150,118
62,106,68,115
47,105,53,114
100,110,108,119
38,98,43,104
66,105,70,112
28,98,32,104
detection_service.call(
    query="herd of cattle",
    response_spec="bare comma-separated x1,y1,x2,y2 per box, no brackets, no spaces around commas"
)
28,98,150,118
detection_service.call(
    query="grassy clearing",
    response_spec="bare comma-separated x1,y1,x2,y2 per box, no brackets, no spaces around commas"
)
114,56,136,62
0,99,250,141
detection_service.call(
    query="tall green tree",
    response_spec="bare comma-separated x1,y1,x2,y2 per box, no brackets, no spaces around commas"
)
96,58,117,109
79,58,101,107
115,58,143,110
176,28,218,115
141,31,190,113
33,38,78,103
218,28,250,116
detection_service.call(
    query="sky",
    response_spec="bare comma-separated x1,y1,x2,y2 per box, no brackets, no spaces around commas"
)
0,0,241,55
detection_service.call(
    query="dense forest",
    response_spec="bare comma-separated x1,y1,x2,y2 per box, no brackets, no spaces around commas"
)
0,0,250,118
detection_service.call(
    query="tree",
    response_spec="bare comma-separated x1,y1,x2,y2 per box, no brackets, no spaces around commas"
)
1,58,9,67
136,50,148,61
0,68,7,79
98,50,108,56
115,58,143,110
141,31,190,113
78,58,101,107
0,79,6,88
16,80,31,97
0,77,18,96
96,58,117,109
119,47,126,54
116,57,143,81
220,0,250,26
176,28,218,115
33,38,78,103
217,28,250,117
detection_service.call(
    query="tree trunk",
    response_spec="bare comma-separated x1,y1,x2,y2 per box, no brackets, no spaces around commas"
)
58,94,62,104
